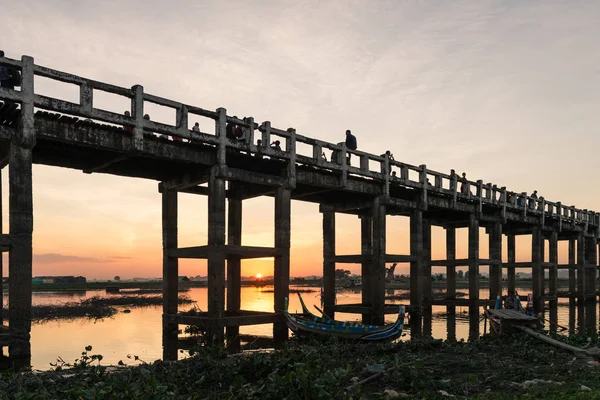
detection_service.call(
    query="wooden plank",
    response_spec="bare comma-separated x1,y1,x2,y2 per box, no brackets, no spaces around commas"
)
169,245,280,259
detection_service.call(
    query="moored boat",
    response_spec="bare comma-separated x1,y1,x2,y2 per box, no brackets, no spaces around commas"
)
285,295,405,342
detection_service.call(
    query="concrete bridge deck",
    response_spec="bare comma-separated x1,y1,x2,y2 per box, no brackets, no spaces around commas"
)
0,53,598,367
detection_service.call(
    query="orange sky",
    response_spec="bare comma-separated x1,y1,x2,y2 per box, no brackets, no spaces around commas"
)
2,1,600,279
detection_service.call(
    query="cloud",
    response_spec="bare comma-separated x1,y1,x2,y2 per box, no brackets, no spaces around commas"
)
33,253,115,264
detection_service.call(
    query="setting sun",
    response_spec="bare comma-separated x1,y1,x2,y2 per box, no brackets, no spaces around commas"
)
256,273,262,279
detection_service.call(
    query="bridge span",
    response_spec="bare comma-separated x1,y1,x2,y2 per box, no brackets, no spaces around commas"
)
0,54,598,368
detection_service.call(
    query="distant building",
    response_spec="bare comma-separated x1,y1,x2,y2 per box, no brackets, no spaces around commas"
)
32,276,86,284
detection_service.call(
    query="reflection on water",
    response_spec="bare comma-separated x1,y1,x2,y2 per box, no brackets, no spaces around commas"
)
3,287,597,370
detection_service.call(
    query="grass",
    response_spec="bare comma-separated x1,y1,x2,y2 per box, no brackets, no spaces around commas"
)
2,333,600,399
2,295,195,322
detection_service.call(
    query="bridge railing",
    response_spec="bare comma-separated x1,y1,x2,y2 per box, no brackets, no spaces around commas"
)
0,54,597,229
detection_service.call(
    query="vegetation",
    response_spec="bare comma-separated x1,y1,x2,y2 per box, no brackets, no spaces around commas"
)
2,295,194,322
2,334,600,399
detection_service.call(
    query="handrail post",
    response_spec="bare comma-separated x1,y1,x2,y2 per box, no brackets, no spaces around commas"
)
340,144,348,187
450,170,457,208
261,121,271,149
245,117,254,145
476,180,483,214
501,186,507,222
286,128,296,189
131,85,144,151
176,105,188,137
383,154,390,196
19,56,35,149
216,108,227,165
556,202,562,231
313,143,323,163
79,82,93,115
419,164,427,210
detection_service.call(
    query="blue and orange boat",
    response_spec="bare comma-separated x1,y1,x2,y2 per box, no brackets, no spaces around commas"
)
284,293,405,342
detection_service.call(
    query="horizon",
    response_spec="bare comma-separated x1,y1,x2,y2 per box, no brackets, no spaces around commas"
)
2,0,600,279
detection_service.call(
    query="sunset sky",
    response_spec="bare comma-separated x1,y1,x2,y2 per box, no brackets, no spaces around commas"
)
2,0,600,279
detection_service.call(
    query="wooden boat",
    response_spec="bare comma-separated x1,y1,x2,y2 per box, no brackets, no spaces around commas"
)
484,292,539,334
285,295,405,342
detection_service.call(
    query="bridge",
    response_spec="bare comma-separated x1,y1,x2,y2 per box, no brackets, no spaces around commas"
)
0,54,598,368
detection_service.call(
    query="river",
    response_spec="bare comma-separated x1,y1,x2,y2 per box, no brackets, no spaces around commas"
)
2,286,589,370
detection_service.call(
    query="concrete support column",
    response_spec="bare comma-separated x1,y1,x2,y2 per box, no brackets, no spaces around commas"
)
322,211,336,319
489,223,502,299
8,145,33,364
273,187,291,343
577,234,584,298
584,237,597,337
446,227,456,300
371,197,386,326
0,169,3,325
548,232,558,298
226,187,242,352
446,226,456,341
422,220,432,337
507,234,516,294
568,238,576,295
468,214,480,341
360,214,373,324
8,56,35,366
161,189,178,360
207,174,226,343
531,228,544,313
584,237,597,297
409,209,423,337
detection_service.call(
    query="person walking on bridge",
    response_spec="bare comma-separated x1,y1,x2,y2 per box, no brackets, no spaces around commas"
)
0,51,20,90
345,129,357,164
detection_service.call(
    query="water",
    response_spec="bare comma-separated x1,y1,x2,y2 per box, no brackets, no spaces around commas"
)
2,286,594,370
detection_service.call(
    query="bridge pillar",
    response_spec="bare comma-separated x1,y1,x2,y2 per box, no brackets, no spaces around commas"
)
577,233,585,299
507,234,516,294
468,214,480,341
322,211,336,319
207,174,226,343
568,238,576,296
548,232,558,299
584,236,597,337
488,223,502,300
7,55,35,367
531,227,544,313
273,187,291,343
161,189,178,361
370,197,386,326
445,226,456,341
360,213,373,324
422,219,432,337
226,184,242,352
409,209,423,337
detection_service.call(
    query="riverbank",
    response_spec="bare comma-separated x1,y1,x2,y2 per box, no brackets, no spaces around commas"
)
2,334,599,399
0,278,571,293
2,295,195,322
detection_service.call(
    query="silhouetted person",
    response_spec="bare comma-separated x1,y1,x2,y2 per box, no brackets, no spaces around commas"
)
255,139,263,157
391,171,398,181
528,190,538,209
192,122,200,132
460,172,470,195
123,111,133,134
271,140,281,151
345,129,357,164
0,50,20,90
226,117,236,140
381,150,394,161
